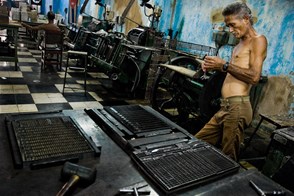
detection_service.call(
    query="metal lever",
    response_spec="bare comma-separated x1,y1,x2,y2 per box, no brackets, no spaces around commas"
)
200,54,209,80
118,181,150,195
249,180,285,196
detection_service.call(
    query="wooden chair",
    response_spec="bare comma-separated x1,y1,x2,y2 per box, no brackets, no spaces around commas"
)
39,30,64,71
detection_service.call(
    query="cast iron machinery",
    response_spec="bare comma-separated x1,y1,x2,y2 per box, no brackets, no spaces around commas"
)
150,56,226,126
89,32,157,97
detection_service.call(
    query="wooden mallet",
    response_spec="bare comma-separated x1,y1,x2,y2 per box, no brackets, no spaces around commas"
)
56,162,97,196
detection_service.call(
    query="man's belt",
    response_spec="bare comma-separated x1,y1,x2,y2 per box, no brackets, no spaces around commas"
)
220,96,250,104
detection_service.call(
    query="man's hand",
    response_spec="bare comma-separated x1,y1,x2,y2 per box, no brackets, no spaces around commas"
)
203,56,226,71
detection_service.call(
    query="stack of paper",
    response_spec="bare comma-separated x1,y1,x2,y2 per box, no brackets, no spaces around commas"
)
21,11,28,22
11,7,20,21
29,10,38,22
19,2,28,12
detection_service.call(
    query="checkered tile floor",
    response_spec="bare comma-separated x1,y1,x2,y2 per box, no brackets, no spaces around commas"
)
0,28,146,114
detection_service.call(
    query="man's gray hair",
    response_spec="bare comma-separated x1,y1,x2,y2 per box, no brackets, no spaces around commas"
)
222,2,253,25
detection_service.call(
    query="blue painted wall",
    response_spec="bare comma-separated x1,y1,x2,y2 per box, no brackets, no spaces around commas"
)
41,0,52,15
153,0,294,81
42,0,293,81
53,0,68,15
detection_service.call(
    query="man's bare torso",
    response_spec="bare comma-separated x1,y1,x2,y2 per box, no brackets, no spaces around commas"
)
221,39,252,98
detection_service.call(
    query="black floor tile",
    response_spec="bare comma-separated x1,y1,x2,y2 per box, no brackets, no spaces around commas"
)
35,57,42,61
63,93,96,102
18,36,32,40
23,72,64,85
67,72,87,79
17,48,29,52
30,51,42,55
0,66,16,71
62,77,78,84
15,94,34,104
28,84,60,93
85,84,104,92
0,94,16,104
18,62,40,67
0,94,33,104
36,103,72,112
0,78,26,84
18,41,36,46
99,100,129,106
92,90,117,100
42,64,63,71
31,66,42,72
18,55,34,58
27,45,38,49
94,80,132,100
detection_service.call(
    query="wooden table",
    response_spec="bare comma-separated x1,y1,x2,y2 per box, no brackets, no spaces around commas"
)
22,19,67,42
22,19,48,41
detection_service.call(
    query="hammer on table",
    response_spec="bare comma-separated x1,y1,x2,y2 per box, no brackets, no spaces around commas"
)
56,162,97,196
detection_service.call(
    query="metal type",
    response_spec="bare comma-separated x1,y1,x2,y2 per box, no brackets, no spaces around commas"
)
9,116,100,168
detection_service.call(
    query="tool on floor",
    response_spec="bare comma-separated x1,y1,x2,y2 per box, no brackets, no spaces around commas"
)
117,181,151,195
56,162,97,196
249,180,285,196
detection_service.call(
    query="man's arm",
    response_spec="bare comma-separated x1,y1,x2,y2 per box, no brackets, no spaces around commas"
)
21,22,44,31
203,35,267,85
227,35,267,84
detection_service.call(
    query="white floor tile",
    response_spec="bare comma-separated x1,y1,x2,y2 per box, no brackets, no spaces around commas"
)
31,93,67,103
18,58,38,63
84,101,103,109
18,52,32,55
19,66,33,72
0,105,19,113
0,85,13,89
68,102,87,110
17,104,38,112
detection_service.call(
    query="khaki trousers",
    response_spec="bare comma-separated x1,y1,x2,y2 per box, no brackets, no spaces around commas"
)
195,96,252,161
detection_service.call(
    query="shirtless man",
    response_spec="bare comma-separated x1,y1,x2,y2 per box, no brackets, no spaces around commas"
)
21,11,60,32
195,2,267,161
21,11,60,48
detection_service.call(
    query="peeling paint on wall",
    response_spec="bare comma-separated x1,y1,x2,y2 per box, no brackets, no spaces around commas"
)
177,17,185,40
156,0,293,82
169,0,176,29
113,0,144,33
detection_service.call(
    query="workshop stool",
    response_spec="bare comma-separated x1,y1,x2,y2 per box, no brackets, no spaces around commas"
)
243,113,294,153
62,50,88,96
